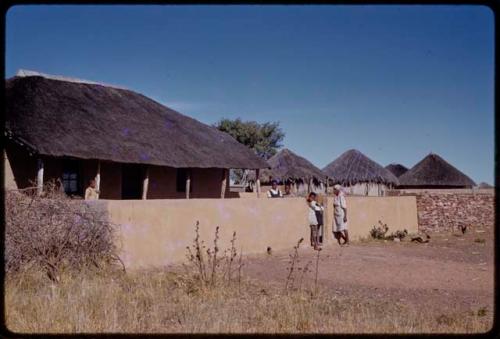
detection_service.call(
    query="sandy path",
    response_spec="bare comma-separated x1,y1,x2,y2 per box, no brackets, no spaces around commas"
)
242,226,494,314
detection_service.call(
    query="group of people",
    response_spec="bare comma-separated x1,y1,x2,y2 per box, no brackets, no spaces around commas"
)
307,184,349,250
266,180,295,198
266,180,349,250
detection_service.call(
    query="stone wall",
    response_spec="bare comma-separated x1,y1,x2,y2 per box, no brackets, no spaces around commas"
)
415,192,495,232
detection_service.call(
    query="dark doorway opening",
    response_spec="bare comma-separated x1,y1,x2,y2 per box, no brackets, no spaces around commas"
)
121,164,142,199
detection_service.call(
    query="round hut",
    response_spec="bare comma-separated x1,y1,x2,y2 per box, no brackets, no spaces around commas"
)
398,153,476,189
477,182,493,189
251,148,327,194
385,163,408,178
322,149,399,196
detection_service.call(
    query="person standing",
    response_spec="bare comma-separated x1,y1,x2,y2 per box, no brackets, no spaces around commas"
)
85,179,100,200
266,180,283,198
283,183,296,197
333,184,348,245
307,192,323,250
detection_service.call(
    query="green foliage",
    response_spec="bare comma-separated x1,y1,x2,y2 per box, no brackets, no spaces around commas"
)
369,221,408,241
370,221,389,240
214,118,285,160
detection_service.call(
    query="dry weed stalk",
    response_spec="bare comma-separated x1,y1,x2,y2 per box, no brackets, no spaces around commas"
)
314,248,321,294
185,222,243,290
284,237,304,292
222,232,238,284
297,260,312,291
236,248,244,295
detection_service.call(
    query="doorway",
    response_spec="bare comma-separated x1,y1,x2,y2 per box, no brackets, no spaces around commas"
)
121,164,143,199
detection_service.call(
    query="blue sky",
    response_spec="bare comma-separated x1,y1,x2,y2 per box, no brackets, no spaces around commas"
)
6,5,494,184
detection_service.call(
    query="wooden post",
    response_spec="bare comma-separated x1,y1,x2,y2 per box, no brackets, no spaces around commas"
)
142,166,149,200
37,158,44,196
256,169,261,198
95,160,101,199
221,168,228,198
186,169,191,199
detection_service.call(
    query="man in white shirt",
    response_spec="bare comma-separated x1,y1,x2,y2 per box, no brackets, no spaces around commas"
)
266,180,283,198
333,184,348,245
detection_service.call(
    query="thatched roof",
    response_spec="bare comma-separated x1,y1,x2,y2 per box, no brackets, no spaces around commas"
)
322,149,399,186
398,153,475,187
385,163,408,178
5,72,268,169
251,148,326,183
478,182,493,189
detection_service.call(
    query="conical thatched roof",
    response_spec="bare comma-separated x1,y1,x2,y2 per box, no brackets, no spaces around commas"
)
5,72,268,169
322,149,399,186
398,153,475,188
385,163,408,178
254,148,326,183
478,182,493,189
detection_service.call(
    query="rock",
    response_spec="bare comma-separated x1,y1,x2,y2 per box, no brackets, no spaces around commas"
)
393,238,400,242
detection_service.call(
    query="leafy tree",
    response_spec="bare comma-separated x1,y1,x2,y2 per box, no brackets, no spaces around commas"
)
214,118,285,184
214,118,285,160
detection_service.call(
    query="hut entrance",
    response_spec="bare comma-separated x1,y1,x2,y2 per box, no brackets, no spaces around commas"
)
121,164,143,199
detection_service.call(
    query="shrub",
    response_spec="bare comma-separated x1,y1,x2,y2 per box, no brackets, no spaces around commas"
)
5,181,121,281
370,221,389,239
369,221,408,241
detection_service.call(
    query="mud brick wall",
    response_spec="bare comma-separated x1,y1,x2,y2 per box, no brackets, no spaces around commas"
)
416,192,495,232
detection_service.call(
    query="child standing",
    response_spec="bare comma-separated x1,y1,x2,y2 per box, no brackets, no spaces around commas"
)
307,192,323,250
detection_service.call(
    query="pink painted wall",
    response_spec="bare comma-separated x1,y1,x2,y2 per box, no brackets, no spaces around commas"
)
104,196,418,269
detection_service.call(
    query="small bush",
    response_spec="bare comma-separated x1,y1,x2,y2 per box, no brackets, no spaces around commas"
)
370,221,389,239
5,181,121,281
477,307,488,317
369,221,407,241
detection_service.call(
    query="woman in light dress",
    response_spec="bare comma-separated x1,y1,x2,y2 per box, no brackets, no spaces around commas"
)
333,184,349,245
307,192,324,250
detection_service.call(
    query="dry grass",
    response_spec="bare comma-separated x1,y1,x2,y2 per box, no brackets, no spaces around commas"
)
4,208,491,334
5,268,491,334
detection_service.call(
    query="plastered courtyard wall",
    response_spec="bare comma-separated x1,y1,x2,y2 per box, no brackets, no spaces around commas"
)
105,196,418,269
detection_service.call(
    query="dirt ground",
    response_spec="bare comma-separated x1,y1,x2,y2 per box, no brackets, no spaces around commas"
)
242,224,494,321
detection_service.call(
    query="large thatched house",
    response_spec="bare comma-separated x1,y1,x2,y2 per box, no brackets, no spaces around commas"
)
398,153,475,189
250,148,327,194
385,163,408,178
322,149,399,196
5,70,268,199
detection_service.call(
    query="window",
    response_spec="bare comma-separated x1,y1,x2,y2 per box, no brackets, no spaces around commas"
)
176,168,192,193
62,160,80,194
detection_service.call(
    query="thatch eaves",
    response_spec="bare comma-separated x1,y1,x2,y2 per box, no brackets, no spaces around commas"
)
5,73,269,169
385,163,409,178
322,149,399,186
398,153,476,187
